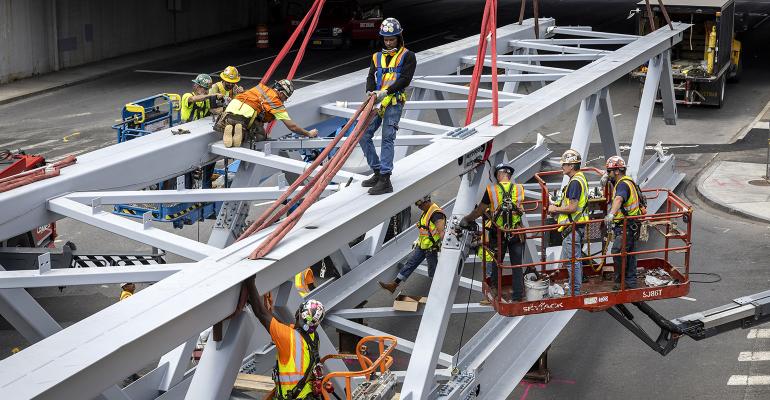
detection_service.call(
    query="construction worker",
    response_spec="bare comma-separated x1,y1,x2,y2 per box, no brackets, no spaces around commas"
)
214,79,318,148
379,195,445,293
360,17,417,195
119,282,135,301
547,149,589,295
250,287,325,400
604,155,643,290
182,74,222,122
295,268,316,298
460,163,525,302
209,66,245,108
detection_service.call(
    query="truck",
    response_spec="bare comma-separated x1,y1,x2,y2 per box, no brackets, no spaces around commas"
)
633,0,742,107
286,0,384,49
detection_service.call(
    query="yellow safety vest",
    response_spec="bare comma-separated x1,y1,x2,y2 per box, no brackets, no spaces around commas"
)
373,47,409,108
294,269,313,298
119,291,133,301
613,176,641,222
181,92,211,122
556,171,589,232
477,229,496,262
417,203,443,250
210,81,234,99
485,181,525,229
276,328,315,399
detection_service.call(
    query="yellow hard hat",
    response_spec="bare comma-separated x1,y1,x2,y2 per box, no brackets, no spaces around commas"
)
220,66,241,83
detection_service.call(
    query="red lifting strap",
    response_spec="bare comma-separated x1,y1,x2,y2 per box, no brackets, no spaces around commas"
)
465,0,499,127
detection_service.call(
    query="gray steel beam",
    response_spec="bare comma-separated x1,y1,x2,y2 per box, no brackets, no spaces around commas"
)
551,26,639,39
596,87,621,159
329,303,492,319
410,79,522,99
343,99,518,110
0,264,190,289
64,187,336,205
521,38,636,45
255,135,435,149
210,144,366,183
509,40,611,54
495,53,605,62
0,265,61,343
627,53,664,180
659,50,678,125
462,56,574,74
416,74,567,83
47,197,215,261
320,104,453,135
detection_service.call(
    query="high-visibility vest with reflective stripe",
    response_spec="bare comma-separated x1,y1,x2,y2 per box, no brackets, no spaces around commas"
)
119,291,132,301
294,269,312,298
210,81,235,99
181,93,211,122
234,83,286,124
416,203,443,250
613,175,641,222
485,182,525,229
276,328,315,398
556,171,589,231
373,47,409,107
477,230,496,262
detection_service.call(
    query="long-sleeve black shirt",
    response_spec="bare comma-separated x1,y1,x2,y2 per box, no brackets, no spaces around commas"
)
366,48,417,94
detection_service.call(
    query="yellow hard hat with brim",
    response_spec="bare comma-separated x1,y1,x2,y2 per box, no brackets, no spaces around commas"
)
220,66,241,83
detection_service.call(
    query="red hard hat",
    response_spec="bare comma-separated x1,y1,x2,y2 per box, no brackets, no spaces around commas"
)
605,155,626,170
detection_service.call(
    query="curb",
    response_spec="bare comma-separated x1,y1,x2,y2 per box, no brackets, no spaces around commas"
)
0,29,255,106
694,158,770,224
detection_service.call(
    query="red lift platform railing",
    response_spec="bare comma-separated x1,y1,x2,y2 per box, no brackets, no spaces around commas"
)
480,169,693,317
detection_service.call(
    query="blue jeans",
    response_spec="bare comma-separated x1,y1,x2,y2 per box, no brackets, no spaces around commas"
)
397,247,438,281
486,235,524,300
560,227,584,295
360,103,403,175
612,224,638,288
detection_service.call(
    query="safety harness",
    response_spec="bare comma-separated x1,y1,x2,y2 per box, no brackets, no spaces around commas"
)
273,328,321,400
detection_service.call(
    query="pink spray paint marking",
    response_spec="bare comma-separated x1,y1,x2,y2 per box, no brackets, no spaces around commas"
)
518,378,576,400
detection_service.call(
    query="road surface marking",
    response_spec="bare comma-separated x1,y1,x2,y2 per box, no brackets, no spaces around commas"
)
748,329,770,339
47,144,105,162
727,375,770,385
230,49,298,70
0,139,27,148
19,139,59,151
63,132,80,142
738,351,770,362
678,296,696,302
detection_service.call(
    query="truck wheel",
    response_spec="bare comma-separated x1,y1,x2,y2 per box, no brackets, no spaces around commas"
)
717,76,726,109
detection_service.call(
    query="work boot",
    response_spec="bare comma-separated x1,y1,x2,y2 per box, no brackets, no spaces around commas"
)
233,124,244,147
223,124,234,147
379,281,399,293
368,173,393,195
361,169,381,187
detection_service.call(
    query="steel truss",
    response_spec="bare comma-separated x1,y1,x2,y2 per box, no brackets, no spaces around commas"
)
0,18,687,400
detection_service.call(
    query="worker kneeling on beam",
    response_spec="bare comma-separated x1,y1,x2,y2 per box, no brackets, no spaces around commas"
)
214,79,318,148
460,163,526,303
379,195,445,293
360,17,417,195
251,288,326,400
209,65,245,111
604,155,644,291
547,149,589,295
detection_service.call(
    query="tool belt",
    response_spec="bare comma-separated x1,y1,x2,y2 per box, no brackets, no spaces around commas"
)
560,224,585,239
486,222,525,246
214,113,269,143
613,219,641,240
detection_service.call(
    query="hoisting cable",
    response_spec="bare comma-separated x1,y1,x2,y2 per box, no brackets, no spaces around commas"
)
0,155,77,193
454,255,478,371
465,0,499,126
517,0,541,39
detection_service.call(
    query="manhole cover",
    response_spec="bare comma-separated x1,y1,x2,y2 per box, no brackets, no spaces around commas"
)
748,179,770,187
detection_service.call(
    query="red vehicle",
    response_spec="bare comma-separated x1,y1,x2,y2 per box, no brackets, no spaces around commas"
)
0,150,57,247
286,0,383,49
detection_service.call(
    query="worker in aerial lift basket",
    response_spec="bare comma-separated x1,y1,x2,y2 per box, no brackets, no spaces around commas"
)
460,163,526,303
379,195,446,293
181,74,222,122
604,155,645,291
251,286,326,400
360,17,417,195
547,149,590,295
209,65,245,111
214,79,318,148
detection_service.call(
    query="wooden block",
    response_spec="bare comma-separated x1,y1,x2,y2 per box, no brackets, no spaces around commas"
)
233,373,274,393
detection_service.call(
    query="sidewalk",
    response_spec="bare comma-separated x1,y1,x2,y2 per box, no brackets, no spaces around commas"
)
697,160,770,223
0,29,254,106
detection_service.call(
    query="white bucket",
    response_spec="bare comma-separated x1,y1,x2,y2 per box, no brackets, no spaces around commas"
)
524,279,549,301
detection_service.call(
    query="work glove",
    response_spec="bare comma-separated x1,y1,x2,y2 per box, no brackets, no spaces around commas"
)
306,129,318,138
412,240,418,250
604,213,615,226
459,218,478,232
374,89,388,102
599,173,609,188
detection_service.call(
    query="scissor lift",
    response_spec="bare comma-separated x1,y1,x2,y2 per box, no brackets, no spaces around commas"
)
480,168,693,316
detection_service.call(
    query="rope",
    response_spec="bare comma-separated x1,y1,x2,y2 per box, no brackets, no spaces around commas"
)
465,0,499,126
454,255,477,370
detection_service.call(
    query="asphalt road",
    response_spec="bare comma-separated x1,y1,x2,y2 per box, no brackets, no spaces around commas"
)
1,1,770,399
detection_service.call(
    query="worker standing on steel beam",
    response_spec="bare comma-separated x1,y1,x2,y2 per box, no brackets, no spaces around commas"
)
214,79,318,148
250,288,325,400
379,195,445,293
460,164,526,302
182,74,222,122
548,149,589,295
360,17,417,195
604,155,644,291
209,65,244,112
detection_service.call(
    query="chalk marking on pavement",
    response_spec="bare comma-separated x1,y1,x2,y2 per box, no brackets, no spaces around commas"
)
613,113,622,117
0,139,27,148
678,296,697,302
42,138,98,155
298,31,450,80
18,139,60,151
546,131,561,137
63,132,80,142
738,351,770,362
727,375,770,385
748,329,770,339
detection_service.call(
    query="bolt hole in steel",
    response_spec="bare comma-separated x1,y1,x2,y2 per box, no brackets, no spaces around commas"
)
748,179,770,187
305,225,318,229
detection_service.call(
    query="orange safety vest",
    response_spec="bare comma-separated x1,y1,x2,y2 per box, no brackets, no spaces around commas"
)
234,83,286,123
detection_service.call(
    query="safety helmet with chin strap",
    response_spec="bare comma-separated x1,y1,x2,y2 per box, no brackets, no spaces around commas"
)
494,163,514,176
295,299,325,333
273,79,294,98
414,194,432,207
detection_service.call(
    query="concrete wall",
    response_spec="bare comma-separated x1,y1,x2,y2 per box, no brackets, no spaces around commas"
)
0,0,263,84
